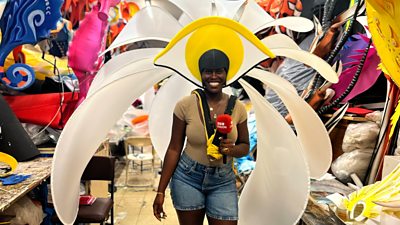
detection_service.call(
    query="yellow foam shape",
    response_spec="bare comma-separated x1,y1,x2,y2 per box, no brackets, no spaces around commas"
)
0,152,18,177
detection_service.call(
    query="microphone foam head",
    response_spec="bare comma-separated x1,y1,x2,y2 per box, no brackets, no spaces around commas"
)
216,114,232,134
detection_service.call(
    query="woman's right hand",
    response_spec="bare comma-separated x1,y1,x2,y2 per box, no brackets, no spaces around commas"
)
153,193,166,221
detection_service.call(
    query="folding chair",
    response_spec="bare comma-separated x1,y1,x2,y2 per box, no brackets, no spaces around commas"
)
123,136,156,187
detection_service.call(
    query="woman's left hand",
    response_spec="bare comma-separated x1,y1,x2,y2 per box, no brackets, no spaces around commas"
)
219,138,235,155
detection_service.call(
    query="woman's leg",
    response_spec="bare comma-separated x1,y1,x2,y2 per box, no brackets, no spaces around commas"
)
176,208,206,225
207,216,237,225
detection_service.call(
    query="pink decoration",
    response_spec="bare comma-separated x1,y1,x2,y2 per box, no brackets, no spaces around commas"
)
331,34,382,103
68,0,120,105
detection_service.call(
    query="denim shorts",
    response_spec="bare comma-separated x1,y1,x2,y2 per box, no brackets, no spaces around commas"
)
170,152,238,221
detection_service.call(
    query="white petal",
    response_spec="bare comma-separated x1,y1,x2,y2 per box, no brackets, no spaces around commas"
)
254,16,314,34
262,36,338,83
149,74,196,159
214,0,246,18
239,0,274,33
90,48,164,97
100,6,181,56
248,70,332,178
169,0,212,20
51,60,171,224
238,78,309,225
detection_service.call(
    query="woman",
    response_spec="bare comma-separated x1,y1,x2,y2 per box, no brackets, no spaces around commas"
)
153,49,250,225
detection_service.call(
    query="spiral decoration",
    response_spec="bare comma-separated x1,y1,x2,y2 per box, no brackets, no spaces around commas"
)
1,63,35,90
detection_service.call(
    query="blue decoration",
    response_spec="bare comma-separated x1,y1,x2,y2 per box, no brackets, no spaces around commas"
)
0,174,31,185
2,63,35,90
0,0,63,90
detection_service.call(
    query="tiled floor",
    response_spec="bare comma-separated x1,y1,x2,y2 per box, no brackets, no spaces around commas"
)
112,147,240,225
112,156,182,225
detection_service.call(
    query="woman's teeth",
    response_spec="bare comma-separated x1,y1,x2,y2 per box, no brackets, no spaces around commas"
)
209,82,220,87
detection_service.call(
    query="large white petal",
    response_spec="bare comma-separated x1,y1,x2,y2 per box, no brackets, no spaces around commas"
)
89,48,164,97
214,0,247,18
239,1,313,34
51,60,171,224
238,78,309,225
100,6,181,56
262,35,338,83
248,70,332,179
262,33,300,50
239,0,274,32
149,74,196,159
253,16,314,34
169,0,212,20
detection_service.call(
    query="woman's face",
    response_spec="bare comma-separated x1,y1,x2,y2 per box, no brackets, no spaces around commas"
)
201,68,227,94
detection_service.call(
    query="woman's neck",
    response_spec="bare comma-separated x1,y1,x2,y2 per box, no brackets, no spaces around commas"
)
204,90,224,103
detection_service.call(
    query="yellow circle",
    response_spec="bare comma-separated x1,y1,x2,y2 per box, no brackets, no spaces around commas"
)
185,24,244,83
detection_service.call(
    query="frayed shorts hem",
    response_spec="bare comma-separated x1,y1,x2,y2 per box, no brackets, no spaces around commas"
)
174,205,205,211
206,212,238,221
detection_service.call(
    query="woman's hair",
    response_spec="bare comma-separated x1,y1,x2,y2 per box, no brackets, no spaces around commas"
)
198,49,229,73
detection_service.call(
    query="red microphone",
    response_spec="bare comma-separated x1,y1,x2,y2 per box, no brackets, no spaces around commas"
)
216,114,233,134
214,114,232,163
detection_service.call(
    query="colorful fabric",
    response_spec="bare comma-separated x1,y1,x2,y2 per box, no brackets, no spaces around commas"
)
257,0,303,34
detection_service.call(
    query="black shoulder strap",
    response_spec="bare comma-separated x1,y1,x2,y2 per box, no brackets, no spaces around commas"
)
224,95,237,115
192,89,215,138
192,89,237,139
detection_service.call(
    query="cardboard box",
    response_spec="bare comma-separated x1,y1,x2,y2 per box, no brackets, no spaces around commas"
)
382,156,400,178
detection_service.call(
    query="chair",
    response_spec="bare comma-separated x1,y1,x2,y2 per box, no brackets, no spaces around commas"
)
52,156,116,225
123,136,155,187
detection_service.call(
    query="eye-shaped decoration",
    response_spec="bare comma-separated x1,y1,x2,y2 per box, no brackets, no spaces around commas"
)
154,16,275,87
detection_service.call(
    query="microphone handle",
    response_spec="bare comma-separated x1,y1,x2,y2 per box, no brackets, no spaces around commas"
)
211,131,228,164
222,134,227,164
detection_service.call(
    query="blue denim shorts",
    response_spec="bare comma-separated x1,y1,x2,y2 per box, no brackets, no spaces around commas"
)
170,152,238,221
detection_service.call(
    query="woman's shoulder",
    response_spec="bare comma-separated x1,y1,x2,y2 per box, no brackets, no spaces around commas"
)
176,94,197,107
232,98,248,122
234,98,246,110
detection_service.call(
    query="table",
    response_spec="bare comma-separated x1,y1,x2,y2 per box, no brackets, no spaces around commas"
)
0,157,52,211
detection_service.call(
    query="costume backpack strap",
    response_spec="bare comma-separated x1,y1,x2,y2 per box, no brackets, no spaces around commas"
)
192,89,238,162
224,95,237,115
191,89,214,138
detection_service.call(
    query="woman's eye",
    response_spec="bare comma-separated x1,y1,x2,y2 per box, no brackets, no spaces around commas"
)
215,69,225,74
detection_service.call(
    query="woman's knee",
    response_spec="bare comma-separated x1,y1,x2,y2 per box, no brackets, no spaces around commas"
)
176,208,206,225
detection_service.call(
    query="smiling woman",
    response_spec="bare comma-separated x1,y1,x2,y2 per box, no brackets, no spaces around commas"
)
199,49,229,93
51,2,338,224
153,45,250,225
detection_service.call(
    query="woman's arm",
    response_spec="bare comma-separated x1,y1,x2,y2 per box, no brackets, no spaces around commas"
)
156,114,186,193
153,114,186,220
220,120,249,158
